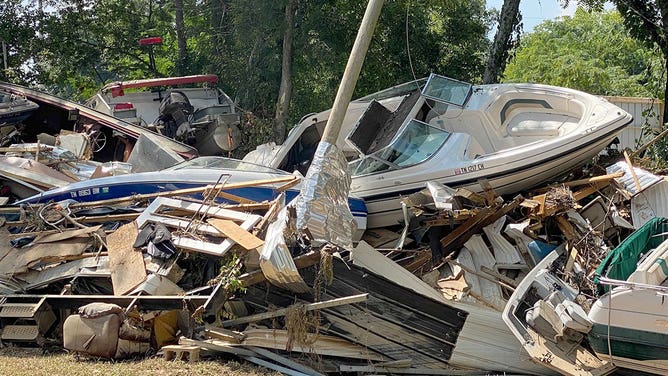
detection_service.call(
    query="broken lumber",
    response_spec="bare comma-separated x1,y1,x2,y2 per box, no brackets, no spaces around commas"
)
221,293,368,328
242,328,387,361
207,218,264,250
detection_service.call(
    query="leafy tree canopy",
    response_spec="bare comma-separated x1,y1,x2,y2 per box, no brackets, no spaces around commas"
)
503,8,662,98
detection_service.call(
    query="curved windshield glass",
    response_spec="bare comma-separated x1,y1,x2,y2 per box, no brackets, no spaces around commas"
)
164,156,286,174
421,74,472,107
356,78,427,102
349,119,449,176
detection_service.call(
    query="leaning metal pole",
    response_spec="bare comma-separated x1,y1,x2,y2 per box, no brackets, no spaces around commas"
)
295,0,385,249
258,0,384,293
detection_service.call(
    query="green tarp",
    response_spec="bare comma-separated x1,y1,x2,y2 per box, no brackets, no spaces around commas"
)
595,217,668,295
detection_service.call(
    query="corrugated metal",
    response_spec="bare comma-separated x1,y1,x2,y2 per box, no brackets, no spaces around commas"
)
245,258,468,370
349,244,552,375
631,180,668,228
604,96,663,150
607,161,663,196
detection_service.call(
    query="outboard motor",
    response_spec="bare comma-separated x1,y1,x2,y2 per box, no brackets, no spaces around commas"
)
157,91,195,143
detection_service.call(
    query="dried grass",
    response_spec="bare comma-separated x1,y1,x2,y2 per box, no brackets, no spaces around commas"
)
0,346,279,376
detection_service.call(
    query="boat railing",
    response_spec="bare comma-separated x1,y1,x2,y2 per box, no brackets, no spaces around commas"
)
598,276,668,293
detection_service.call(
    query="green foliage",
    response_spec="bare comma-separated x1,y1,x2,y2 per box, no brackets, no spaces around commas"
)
2,0,492,147
504,9,661,98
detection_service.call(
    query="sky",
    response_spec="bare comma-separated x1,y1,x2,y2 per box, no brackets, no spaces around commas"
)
485,0,612,34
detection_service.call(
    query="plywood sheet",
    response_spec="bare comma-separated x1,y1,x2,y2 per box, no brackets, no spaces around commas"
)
0,237,90,277
107,222,146,295
207,218,263,250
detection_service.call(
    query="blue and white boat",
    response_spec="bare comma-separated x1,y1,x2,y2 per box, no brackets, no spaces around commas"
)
17,156,368,233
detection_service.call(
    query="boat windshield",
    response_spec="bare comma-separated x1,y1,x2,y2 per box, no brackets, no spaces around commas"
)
349,119,449,175
164,156,286,174
421,74,472,107
356,78,427,102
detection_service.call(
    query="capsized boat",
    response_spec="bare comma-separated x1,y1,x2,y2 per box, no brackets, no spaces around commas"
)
0,89,39,126
244,74,633,228
85,75,240,155
17,156,368,235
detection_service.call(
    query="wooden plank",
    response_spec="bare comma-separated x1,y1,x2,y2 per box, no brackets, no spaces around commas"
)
221,293,368,327
204,326,246,343
480,266,518,288
276,177,301,192
624,150,642,193
242,328,386,360
33,225,102,244
107,222,146,295
564,243,579,276
239,250,322,288
178,337,257,357
207,218,264,250
0,238,90,277
216,191,256,204
439,196,521,260
70,175,298,209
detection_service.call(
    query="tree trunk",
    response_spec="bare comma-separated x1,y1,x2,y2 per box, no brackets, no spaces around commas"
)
208,0,227,57
483,0,521,84
174,0,187,75
274,0,296,143
664,54,668,126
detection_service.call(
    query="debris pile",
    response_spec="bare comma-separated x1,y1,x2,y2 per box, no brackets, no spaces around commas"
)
0,155,660,375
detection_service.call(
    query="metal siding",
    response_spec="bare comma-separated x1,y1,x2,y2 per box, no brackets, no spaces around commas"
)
605,97,663,150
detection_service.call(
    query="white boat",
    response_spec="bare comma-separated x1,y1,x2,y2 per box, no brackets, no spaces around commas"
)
502,249,615,376
85,75,240,155
588,216,668,375
244,74,633,228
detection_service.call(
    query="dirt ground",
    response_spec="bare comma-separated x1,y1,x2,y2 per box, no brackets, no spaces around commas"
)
0,346,280,376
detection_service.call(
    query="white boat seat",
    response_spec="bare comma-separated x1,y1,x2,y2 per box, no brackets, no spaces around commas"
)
628,239,668,285
555,301,592,334
506,112,578,137
526,299,564,342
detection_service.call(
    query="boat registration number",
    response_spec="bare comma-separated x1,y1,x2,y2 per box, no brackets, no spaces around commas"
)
69,186,110,198
454,164,484,175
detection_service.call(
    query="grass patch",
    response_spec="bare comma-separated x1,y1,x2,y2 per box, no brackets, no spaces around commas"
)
0,346,280,376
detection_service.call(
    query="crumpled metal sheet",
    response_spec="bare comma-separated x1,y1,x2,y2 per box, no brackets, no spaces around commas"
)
295,141,356,249
259,197,310,293
607,161,662,196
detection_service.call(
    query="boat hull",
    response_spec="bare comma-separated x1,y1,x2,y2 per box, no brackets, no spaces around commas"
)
589,324,668,375
17,169,368,234
360,123,625,228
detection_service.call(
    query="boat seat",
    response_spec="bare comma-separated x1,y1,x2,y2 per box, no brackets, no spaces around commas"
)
506,112,579,137
628,239,668,285
546,291,592,334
